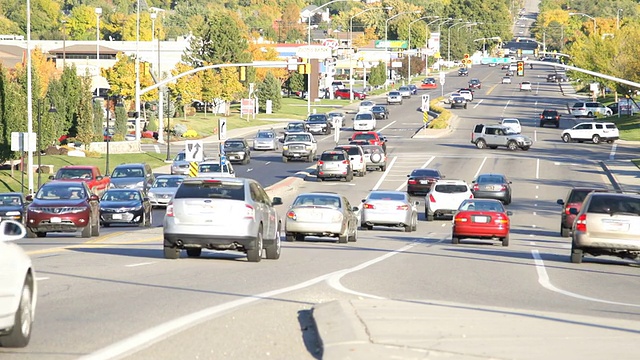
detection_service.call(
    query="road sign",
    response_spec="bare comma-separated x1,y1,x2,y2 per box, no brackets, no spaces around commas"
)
218,118,227,140
11,132,36,152
439,72,446,85
184,140,204,162
423,111,429,124
481,57,510,64
421,94,430,112
219,143,226,165
188,162,198,177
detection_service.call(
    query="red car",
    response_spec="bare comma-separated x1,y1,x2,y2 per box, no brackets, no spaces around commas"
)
421,77,437,89
350,131,385,150
556,187,608,237
334,88,366,100
452,199,512,246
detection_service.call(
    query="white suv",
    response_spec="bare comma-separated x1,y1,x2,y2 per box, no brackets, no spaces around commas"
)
353,111,376,131
334,145,367,177
561,122,619,144
519,81,532,91
571,102,613,118
425,180,473,221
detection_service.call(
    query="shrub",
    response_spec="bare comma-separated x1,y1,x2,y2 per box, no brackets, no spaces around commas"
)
427,97,452,129
173,124,187,137
182,129,198,138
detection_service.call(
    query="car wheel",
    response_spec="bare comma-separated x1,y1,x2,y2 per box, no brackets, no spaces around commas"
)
26,227,37,238
346,172,353,182
592,134,601,144
561,226,570,238
507,140,518,151
242,156,250,165
562,134,572,143
403,223,412,232
81,221,92,238
0,276,34,348
282,156,288,163
318,176,324,182
246,224,264,262
349,226,358,242
411,215,417,231
146,210,153,227
501,235,510,247
295,233,305,242
380,165,386,171
489,146,498,149
570,245,583,264
338,227,349,243
539,122,544,127
607,140,614,144
521,146,530,151
475,139,487,149
286,233,295,242
587,111,593,118
426,212,434,222
186,248,202,257
163,245,180,259
452,234,460,244
91,217,100,236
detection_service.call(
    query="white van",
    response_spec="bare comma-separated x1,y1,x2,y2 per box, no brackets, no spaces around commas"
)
509,63,518,72
353,111,376,131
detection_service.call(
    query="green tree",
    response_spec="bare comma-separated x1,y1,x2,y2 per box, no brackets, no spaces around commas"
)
256,72,282,112
74,75,96,144
183,10,250,66
93,100,104,143
114,101,128,140
367,62,386,87
286,72,305,94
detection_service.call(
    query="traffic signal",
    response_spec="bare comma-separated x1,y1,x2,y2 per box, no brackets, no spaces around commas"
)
516,61,525,76
239,66,247,82
297,58,310,74
517,48,522,57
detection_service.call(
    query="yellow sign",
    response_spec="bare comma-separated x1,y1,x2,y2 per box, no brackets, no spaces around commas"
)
188,162,198,177
433,52,441,59
423,111,429,123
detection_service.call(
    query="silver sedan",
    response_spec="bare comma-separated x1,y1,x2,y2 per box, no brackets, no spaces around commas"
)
252,129,278,151
285,192,359,243
147,175,185,207
361,191,418,232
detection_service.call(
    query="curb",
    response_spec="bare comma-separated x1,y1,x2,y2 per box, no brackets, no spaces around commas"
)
264,171,310,198
599,161,623,192
313,300,370,356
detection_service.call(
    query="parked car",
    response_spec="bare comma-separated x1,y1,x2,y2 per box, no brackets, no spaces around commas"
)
421,77,437,89
163,177,283,262
99,189,152,227
198,160,236,178
316,150,353,182
285,192,359,243
387,91,403,105
425,179,473,221
561,122,619,144
371,105,390,120
557,187,608,237
570,192,640,264
25,181,100,238
500,118,521,134
223,138,251,164
406,168,444,196
252,129,278,151
539,109,561,128
147,175,185,208
0,193,26,223
335,88,366,100
471,173,512,204
570,102,613,118
0,220,36,348
452,199,512,246
110,163,155,193
361,191,418,232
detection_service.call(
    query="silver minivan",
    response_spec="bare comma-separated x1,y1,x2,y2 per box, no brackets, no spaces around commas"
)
571,102,613,118
163,177,283,262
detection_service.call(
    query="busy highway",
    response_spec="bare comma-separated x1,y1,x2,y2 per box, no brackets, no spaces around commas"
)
4,62,640,359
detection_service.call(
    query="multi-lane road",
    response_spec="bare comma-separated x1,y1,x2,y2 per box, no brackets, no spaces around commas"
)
5,63,639,360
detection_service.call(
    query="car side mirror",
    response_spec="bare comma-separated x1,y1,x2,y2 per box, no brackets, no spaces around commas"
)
352,206,360,212
272,197,283,206
506,211,513,216
406,174,410,178
556,199,564,205
471,180,476,183
508,181,512,184
569,208,579,215
48,175,54,180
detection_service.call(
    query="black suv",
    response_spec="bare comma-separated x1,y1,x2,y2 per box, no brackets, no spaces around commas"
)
223,138,251,165
458,68,469,76
305,114,332,134
539,109,561,128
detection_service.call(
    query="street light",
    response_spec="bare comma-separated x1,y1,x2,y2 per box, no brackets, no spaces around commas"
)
569,12,596,34
95,7,102,99
27,0,35,194
105,96,123,176
349,6,392,101
447,21,470,62
61,19,67,68
306,0,354,114
135,0,141,140
617,9,623,30
408,16,439,82
37,98,57,190
165,89,172,161
385,10,421,86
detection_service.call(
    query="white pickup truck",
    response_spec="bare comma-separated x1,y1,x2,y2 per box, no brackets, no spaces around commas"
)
282,132,317,162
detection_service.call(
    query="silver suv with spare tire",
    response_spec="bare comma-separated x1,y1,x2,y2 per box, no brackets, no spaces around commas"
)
471,124,533,151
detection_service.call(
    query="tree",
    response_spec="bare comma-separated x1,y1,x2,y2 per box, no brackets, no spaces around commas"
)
256,72,282,112
113,101,128,140
367,62,386,87
286,72,306,94
170,62,202,119
74,75,96,144
93,100,104,142
184,11,249,66
248,44,289,84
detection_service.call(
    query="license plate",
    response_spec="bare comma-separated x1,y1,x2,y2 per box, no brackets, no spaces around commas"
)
420,180,429,184
50,217,62,223
112,214,122,220
472,216,490,223
602,221,629,232
325,164,337,169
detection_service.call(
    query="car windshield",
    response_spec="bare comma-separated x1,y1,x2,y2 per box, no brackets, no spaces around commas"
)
287,123,305,131
256,132,274,139
0,195,22,206
57,169,93,179
361,102,374,106
399,87,409,91
175,182,244,200
293,194,341,208
459,200,505,212
36,185,86,200
224,142,244,149
435,184,468,193
102,190,140,202
368,192,406,201
307,115,326,122
112,167,144,178
476,175,506,184
372,106,385,111
328,113,342,117
153,177,183,188
174,153,186,161
336,147,360,156
411,169,439,177
285,134,311,142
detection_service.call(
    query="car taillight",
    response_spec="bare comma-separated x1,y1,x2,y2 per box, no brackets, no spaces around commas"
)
342,160,349,164
472,184,479,191
396,205,409,210
408,179,417,185
540,115,543,119
244,204,255,220
454,214,468,222
166,204,174,217
363,203,375,209
575,214,587,232
317,161,324,166
500,185,507,191
287,211,297,220
469,194,474,198
494,215,509,224
565,207,573,215
429,194,436,203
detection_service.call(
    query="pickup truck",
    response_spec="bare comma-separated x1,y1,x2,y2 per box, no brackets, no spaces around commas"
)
282,132,317,162
48,165,110,196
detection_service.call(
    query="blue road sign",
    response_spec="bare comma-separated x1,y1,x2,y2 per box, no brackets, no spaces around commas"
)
481,57,511,64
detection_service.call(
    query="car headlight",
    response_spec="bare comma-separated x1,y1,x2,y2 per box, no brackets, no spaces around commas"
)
305,145,312,150
6,211,21,216
282,145,289,150
29,207,44,213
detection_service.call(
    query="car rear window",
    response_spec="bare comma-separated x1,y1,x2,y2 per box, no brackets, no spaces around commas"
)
435,184,468,193
568,189,602,203
293,194,341,208
353,133,376,141
587,195,640,215
336,147,360,156
369,192,406,201
320,152,346,161
411,169,439,177
477,175,505,183
308,115,326,122
256,132,274,139
175,181,244,200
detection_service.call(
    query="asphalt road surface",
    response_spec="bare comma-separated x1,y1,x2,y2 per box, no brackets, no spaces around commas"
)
5,63,639,360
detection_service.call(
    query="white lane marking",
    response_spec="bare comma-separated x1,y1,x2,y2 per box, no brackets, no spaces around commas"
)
326,242,417,299
153,145,160,153
503,100,511,110
531,250,640,308
81,242,417,360
379,120,397,131
35,277,49,281
472,99,484,109
473,157,487,179
246,168,253,172
125,262,155,268
534,130,537,142
609,143,617,160
372,156,398,191
265,161,271,165
536,158,540,179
